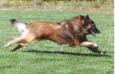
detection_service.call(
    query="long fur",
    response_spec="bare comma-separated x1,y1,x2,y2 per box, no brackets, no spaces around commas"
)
4,15,105,54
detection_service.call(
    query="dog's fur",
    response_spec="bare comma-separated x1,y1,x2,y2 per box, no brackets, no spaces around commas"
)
4,15,105,54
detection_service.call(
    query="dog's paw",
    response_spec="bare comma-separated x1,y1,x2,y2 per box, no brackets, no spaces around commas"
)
3,45,7,48
100,51,107,55
3,44,9,48
10,49,16,52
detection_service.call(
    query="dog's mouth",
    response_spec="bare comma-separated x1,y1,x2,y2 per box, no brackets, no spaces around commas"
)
90,31,96,36
88,27,101,36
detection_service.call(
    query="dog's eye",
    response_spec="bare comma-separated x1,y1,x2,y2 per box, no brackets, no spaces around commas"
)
87,25,91,28
91,24,96,27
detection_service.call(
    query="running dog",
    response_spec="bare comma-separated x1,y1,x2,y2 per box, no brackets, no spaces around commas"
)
4,15,105,54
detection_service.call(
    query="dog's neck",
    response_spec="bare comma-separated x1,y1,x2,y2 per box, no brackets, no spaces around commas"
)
14,22,27,33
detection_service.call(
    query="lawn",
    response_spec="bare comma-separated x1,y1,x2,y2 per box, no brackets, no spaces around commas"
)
0,10,114,74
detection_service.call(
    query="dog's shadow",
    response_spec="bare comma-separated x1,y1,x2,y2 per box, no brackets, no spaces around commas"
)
23,49,110,57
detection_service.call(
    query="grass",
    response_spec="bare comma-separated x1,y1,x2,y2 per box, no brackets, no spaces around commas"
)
0,0,113,14
0,10,114,74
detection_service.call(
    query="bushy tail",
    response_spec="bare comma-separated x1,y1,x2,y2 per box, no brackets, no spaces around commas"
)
10,19,26,26
10,19,27,32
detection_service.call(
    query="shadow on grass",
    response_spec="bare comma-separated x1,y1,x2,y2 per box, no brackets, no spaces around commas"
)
0,65,12,70
23,49,110,57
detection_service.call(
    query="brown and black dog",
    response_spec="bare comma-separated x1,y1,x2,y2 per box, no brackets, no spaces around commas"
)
4,15,105,54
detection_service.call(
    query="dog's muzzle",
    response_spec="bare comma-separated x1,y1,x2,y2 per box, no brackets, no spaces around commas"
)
88,27,101,36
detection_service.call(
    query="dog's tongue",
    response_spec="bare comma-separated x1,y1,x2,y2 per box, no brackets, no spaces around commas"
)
91,31,96,36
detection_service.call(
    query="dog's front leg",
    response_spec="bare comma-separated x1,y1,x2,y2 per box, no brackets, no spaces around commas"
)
57,44,68,51
80,41,106,54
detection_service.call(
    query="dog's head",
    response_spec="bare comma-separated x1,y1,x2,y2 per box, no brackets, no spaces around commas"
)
73,15,100,36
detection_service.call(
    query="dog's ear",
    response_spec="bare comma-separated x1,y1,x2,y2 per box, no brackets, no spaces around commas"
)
72,15,86,26
85,15,90,23
86,15,89,19
77,15,84,20
78,15,85,25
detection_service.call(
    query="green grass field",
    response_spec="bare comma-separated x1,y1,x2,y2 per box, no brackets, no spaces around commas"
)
0,10,113,74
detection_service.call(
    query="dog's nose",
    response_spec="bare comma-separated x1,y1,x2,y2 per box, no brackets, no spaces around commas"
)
95,28,101,33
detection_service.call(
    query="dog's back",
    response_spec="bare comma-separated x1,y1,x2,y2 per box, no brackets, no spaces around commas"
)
25,22,72,44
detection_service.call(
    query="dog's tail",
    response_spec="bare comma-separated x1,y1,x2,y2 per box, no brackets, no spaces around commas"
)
10,19,17,24
10,19,27,32
10,19,27,26
10,19,26,25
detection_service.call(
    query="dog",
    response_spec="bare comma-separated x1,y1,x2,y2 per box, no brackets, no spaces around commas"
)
4,15,105,54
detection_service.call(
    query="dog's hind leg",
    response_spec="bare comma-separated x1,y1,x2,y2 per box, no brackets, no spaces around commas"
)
4,34,37,51
80,41,106,54
10,38,37,51
4,37,28,51
10,38,29,51
11,44,23,52
10,37,37,51
4,37,26,48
